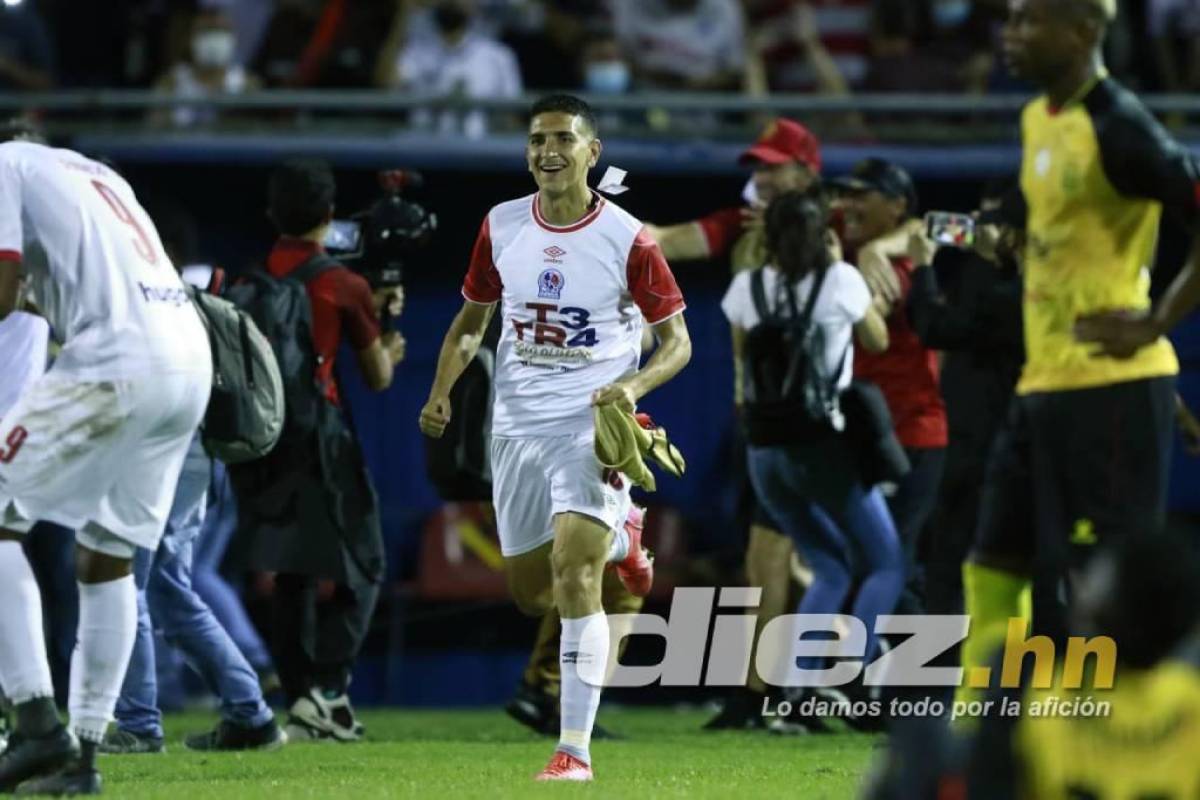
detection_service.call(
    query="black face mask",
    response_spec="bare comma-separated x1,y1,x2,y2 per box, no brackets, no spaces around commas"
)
434,6,470,33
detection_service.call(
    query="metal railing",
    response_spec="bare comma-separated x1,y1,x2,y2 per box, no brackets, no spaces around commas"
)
6,89,1200,143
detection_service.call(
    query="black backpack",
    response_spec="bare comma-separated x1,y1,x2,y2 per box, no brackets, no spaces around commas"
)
742,267,845,446
226,254,386,584
222,254,341,439
423,313,499,501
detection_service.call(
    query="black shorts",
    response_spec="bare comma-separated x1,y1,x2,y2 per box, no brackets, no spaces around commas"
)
975,375,1175,588
972,400,1037,570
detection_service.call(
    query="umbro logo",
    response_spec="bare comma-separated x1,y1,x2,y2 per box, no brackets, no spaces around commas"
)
561,650,594,665
543,245,566,263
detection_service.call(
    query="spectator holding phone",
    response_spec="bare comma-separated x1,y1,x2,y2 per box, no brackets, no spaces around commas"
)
905,181,1026,620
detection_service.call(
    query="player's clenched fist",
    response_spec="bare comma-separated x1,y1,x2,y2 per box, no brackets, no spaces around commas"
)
419,394,452,438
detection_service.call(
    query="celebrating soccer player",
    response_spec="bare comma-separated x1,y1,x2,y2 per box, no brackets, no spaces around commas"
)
419,94,691,781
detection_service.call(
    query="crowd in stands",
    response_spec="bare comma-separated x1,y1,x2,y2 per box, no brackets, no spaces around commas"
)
7,0,1199,107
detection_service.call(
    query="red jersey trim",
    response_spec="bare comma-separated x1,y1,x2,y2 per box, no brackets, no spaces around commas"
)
531,192,606,233
0,249,21,263
461,288,499,305
646,305,687,326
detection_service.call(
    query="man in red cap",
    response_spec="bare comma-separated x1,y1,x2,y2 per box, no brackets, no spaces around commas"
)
645,118,822,271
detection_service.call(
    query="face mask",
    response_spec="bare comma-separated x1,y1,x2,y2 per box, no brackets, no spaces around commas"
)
584,61,630,95
192,30,235,69
433,6,470,34
931,0,971,30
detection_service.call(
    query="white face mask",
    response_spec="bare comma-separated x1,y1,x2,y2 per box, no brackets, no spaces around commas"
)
931,0,971,29
192,30,236,69
584,61,631,95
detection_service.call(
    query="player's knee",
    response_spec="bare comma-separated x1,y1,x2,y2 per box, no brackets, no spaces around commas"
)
74,524,135,583
75,545,133,584
552,556,602,600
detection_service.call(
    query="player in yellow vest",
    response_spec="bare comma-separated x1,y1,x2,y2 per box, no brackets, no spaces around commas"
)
962,0,1200,664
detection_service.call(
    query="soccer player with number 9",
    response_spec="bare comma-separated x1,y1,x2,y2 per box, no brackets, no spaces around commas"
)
0,135,211,794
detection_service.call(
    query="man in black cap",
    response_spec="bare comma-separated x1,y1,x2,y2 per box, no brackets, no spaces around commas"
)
833,158,948,616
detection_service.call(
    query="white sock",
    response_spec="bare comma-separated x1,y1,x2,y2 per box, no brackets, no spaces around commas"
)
0,541,54,704
558,612,609,764
607,526,630,563
69,575,137,744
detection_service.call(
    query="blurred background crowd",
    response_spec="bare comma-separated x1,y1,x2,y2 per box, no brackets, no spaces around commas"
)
3,0,1196,129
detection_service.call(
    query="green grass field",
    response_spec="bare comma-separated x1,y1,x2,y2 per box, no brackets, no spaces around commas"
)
97,708,880,799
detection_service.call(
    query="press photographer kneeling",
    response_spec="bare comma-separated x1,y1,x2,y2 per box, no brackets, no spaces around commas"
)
721,188,907,729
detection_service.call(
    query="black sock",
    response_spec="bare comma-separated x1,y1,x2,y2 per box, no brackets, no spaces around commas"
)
78,740,97,771
14,697,58,738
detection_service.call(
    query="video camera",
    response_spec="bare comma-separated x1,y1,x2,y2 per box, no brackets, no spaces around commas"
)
323,169,437,287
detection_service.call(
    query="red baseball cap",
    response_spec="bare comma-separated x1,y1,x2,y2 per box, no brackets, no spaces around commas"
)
739,118,822,174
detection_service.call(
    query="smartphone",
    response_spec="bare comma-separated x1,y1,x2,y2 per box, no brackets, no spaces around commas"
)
323,219,363,254
924,211,976,248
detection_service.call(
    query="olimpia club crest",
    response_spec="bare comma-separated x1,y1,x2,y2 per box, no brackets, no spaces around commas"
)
538,268,564,299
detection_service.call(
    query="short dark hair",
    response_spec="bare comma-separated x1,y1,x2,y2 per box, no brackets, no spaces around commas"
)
143,195,199,267
1055,0,1115,25
0,117,45,145
268,159,335,236
529,94,598,137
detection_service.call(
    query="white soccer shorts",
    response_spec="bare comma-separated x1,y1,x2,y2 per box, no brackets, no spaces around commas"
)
491,431,632,558
0,367,210,554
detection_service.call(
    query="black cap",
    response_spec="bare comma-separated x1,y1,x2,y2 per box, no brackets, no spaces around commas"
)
979,185,1027,231
829,158,918,215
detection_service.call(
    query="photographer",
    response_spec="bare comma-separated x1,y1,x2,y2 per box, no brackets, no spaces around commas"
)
239,160,404,743
905,183,1025,618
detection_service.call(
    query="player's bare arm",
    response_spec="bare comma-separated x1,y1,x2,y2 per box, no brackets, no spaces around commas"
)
356,333,405,392
419,299,495,438
592,313,691,411
643,222,711,263
855,221,924,306
0,259,20,320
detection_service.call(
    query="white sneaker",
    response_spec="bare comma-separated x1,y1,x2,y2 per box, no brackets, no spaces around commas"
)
289,688,364,742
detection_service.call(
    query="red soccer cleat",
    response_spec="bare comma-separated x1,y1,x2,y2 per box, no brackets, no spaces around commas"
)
615,505,654,598
535,751,593,782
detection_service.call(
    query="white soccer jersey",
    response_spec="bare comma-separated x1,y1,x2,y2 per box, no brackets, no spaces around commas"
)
0,141,209,379
0,311,48,420
462,192,685,438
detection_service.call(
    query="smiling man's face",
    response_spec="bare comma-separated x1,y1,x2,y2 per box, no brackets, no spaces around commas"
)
527,112,600,196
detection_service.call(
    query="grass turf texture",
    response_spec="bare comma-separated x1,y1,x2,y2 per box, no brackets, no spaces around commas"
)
97,709,880,798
